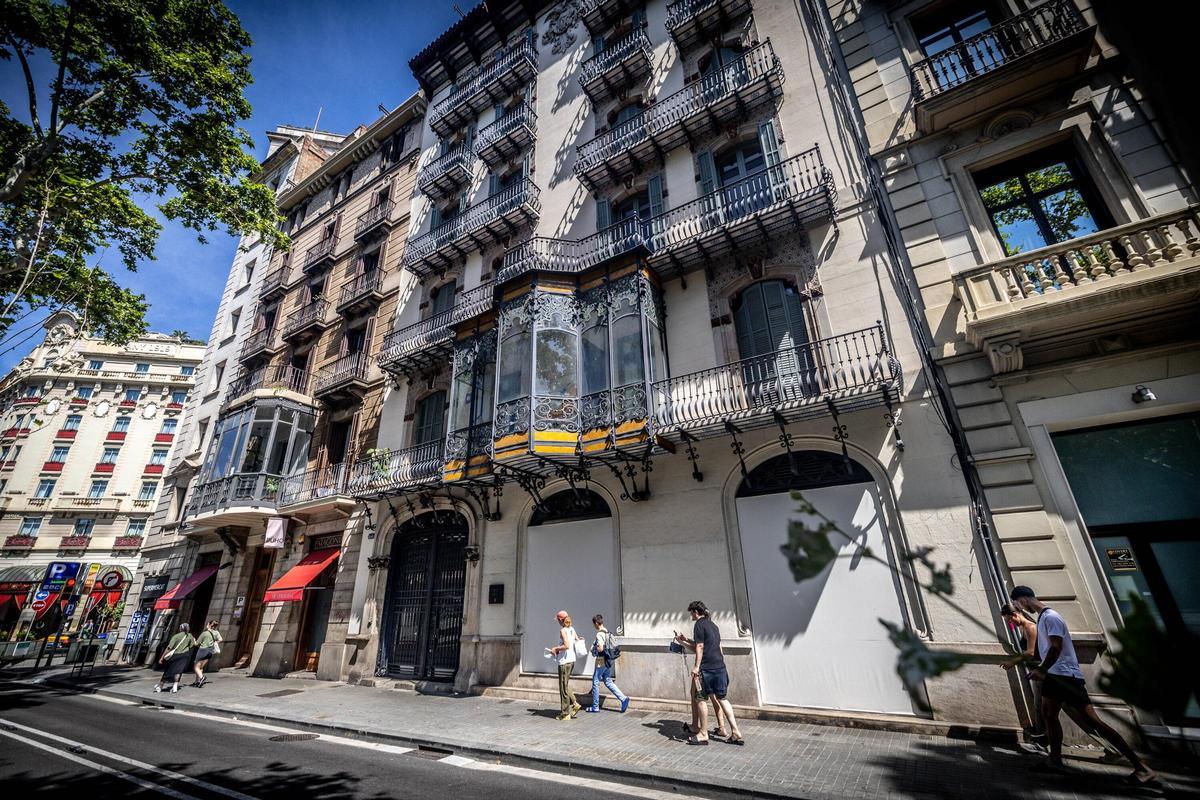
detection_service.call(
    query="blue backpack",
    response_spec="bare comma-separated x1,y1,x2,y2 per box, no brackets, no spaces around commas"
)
598,630,621,661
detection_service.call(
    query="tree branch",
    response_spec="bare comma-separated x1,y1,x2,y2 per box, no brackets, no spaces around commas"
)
48,0,78,137
5,34,43,138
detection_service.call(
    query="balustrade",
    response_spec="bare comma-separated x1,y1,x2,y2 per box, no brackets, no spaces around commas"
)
474,103,537,168
580,26,653,103
278,463,348,507
354,200,395,238
348,440,445,495
429,33,537,136
313,352,370,396
185,472,282,520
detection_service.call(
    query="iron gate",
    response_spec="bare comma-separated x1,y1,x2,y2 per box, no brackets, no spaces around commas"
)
381,512,467,681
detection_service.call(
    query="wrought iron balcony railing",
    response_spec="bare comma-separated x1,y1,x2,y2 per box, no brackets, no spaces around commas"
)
403,178,541,277
429,33,537,137
338,269,386,311
278,462,348,507
665,0,754,53
347,440,445,496
282,299,328,338
417,145,474,201
580,0,644,35
652,326,902,436
580,25,653,103
378,281,496,374
259,266,287,298
226,363,312,401
185,472,281,520
239,327,275,363
313,352,370,397
354,200,395,238
303,237,338,271
910,0,1087,102
574,40,783,190
498,216,646,283
474,103,537,168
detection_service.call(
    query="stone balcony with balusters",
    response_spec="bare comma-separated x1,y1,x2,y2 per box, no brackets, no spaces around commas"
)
954,206,1200,373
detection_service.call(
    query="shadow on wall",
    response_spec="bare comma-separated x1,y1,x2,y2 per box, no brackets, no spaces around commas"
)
553,182,589,238
648,40,676,99
551,38,587,113
550,102,589,188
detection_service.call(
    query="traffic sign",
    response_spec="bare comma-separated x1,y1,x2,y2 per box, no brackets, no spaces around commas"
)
99,570,124,590
30,589,51,612
40,562,81,592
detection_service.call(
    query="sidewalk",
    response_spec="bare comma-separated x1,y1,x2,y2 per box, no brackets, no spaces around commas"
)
25,665,1198,800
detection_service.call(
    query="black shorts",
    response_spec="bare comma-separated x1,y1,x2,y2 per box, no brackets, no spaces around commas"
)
1041,674,1090,710
195,647,214,662
699,668,729,700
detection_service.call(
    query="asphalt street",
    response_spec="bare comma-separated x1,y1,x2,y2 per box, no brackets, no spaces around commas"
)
0,681,709,800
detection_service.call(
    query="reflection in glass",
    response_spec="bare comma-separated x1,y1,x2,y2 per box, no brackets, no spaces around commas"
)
498,330,531,402
535,329,578,397
612,314,644,387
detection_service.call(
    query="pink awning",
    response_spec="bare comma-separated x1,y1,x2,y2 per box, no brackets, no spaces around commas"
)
153,565,218,610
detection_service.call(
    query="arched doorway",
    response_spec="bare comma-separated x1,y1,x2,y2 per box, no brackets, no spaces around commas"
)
734,450,914,714
381,510,468,681
521,490,616,676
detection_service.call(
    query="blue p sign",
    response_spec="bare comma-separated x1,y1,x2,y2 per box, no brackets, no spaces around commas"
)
40,561,81,591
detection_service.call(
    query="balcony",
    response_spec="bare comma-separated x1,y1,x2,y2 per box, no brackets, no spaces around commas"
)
580,25,653,105
581,0,645,35
183,472,281,528
143,464,165,475
225,364,313,406
60,497,122,513
403,178,541,278
653,326,902,439
282,299,329,341
3,536,36,550
105,431,126,443
337,269,387,314
93,462,115,474
954,206,1200,374
444,423,494,483
58,536,91,550
277,463,355,516
348,440,445,498
313,352,371,402
353,200,397,240
14,396,41,407
113,536,143,550
41,460,64,473
429,33,537,138
498,216,646,284
417,146,475,202
239,327,277,363
303,237,338,273
574,40,783,191
378,282,496,377
910,0,1093,133
1,426,31,438
155,432,174,443
474,103,537,169
666,0,754,54
259,266,287,299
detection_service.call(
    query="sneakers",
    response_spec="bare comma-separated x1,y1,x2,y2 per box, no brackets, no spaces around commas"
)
555,713,571,721
153,685,162,693
569,705,581,718
170,686,179,693
585,706,601,713
619,697,630,713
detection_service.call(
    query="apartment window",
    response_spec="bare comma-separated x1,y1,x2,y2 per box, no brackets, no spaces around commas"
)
124,388,142,402
229,309,241,337
126,518,147,537
211,362,226,393
35,479,56,498
42,357,53,368
150,449,168,466
414,391,446,445
88,360,103,370
974,144,1111,256
63,414,82,431
160,418,178,435
19,517,42,537
1,445,10,462
112,416,130,433
197,418,210,446
135,363,150,374
73,518,95,537
430,283,457,317
138,481,158,501
88,480,109,498
733,280,810,361
171,390,188,404
76,386,94,399
13,413,26,428
100,447,120,464
50,445,71,462
23,385,39,397
243,259,256,285
180,365,195,376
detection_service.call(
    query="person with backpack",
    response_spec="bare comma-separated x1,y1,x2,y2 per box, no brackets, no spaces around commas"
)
585,614,629,713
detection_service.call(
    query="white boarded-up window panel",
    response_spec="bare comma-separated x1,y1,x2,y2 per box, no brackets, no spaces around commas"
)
522,516,617,675
736,483,914,714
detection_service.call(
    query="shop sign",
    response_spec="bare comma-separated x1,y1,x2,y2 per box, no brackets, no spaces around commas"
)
309,533,341,552
125,609,150,643
264,516,287,549
80,563,102,595
140,574,170,599
1106,548,1137,572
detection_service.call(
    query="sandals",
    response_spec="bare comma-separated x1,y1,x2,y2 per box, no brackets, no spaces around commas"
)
1123,771,1161,789
726,735,746,746
710,728,730,739
686,736,709,746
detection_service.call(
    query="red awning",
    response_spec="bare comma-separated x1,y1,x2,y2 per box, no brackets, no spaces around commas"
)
0,594,14,610
154,565,218,610
263,548,339,603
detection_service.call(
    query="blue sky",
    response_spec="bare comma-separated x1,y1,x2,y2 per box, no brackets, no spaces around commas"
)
1,1,465,372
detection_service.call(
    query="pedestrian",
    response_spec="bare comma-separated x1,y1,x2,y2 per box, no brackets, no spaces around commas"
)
1000,603,1046,746
1008,586,1157,786
673,601,744,745
155,623,195,694
191,620,223,687
547,610,583,720
585,614,629,713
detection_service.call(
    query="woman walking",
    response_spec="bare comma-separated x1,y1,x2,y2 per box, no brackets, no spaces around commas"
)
155,623,195,694
548,610,582,720
191,620,223,687
585,614,629,713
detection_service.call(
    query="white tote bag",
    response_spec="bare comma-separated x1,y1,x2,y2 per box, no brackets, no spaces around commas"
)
571,627,588,658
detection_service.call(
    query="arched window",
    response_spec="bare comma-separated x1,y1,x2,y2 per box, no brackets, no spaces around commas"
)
530,489,611,525
737,451,871,497
732,279,809,360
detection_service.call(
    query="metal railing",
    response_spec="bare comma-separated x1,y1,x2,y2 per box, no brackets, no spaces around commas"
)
354,200,395,237
379,281,496,363
338,269,385,308
910,0,1087,102
226,363,312,399
576,40,781,175
303,237,338,270
259,266,286,296
499,216,645,283
239,327,274,360
474,103,537,162
418,145,473,192
652,327,900,430
429,33,537,131
581,25,652,88
185,472,281,519
282,299,328,337
347,440,445,495
403,179,541,269
278,463,348,507
313,352,370,395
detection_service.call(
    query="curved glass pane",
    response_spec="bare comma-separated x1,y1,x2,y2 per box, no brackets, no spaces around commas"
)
582,324,609,395
535,329,578,397
498,330,531,402
612,314,644,387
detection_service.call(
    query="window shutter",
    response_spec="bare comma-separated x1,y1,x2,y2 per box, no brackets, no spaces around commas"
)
596,197,611,231
416,391,446,445
697,151,716,194
362,317,376,358
488,172,501,197
592,34,605,55
647,174,664,219
331,214,342,242
733,284,773,361
431,204,443,229
758,120,784,198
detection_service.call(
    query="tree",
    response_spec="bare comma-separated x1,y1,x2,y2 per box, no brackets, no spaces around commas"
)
169,328,203,344
1,0,288,343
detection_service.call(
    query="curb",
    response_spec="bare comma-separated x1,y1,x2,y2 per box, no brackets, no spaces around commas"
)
44,675,821,800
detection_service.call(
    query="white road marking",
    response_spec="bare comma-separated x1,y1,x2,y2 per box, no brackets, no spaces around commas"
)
0,727,201,800
441,755,709,800
0,718,260,800
90,693,140,706
156,707,415,755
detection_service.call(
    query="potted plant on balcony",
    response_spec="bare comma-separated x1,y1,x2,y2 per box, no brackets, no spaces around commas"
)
366,448,391,488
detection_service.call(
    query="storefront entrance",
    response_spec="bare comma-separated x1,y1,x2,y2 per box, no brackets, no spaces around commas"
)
234,547,275,667
380,511,468,681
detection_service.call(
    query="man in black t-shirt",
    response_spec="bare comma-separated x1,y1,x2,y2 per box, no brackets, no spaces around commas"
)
673,601,745,745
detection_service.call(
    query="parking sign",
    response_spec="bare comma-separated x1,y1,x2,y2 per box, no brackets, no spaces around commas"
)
40,562,81,592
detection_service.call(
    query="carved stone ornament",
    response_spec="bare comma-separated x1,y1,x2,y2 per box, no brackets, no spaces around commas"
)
44,398,61,415
93,399,111,418
983,110,1034,141
542,0,582,55
367,556,391,571
141,402,158,419
984,333,1024,374
45,323,76,346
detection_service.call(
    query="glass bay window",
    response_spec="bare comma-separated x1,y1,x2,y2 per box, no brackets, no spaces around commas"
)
444,330,496,482
201,400,315,489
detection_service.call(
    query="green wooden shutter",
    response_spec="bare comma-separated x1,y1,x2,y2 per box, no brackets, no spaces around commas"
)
647,174,664,218
697,151,717,224
488,173,500,197
592,34,605,56
596,197,611,231
758,120,784,199
415,391,446,444
733,284,773,361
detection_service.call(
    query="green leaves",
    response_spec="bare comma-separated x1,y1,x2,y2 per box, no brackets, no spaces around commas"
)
881,620,968,713
1099,593,1200,723
781,491,838,581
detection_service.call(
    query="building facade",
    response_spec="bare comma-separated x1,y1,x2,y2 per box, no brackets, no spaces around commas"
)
113,125,346,666
821,0,1198,736
0,312,202,640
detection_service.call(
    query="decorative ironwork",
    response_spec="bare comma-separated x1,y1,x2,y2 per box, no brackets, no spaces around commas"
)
882,385,904,452
826,396,852,471
354,200,396,238
428,32,537,137
580,25,653,104
227,363,311,400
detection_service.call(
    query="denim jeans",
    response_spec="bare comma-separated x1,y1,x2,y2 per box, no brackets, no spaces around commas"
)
592,664,627,707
